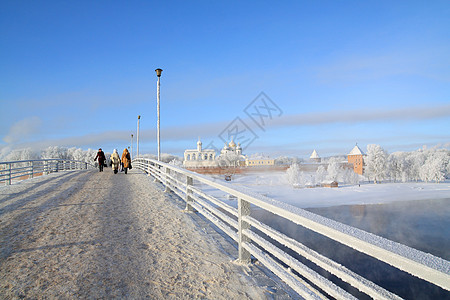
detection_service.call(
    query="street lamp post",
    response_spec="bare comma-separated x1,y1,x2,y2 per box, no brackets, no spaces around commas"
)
155,68,163,161
137,115,141,158
131,134,133,160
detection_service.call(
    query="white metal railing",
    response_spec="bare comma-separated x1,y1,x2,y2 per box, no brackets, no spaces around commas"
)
133,158,450,299
0,159,94,185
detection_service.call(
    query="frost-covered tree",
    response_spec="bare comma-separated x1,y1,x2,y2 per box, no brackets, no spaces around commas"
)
286,163,301,186
217,152,241,168
388,152,411,183
67,147,87,162
4,148,39,161
169,158,183,167
326,157,341,181
341,168,360,185
409,150,426,182
275,156,302,166
41,146,68,159
161,153,182,163
139,153,183,164
315,165,327,184
86,148,98,162
365,144,388,183
2,148,39,168
420,150,449,183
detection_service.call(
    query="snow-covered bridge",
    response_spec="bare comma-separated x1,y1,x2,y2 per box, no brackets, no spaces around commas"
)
1,159,449,299
0,169,289,299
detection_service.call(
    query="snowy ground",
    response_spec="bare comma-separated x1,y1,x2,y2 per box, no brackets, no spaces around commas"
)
220,171,450,208
0,170,293,299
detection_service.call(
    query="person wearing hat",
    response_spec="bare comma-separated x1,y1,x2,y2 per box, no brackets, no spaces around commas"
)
94,148,106,172
110,149,121,174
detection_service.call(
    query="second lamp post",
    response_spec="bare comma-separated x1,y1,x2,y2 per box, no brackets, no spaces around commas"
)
137,115,140,158
155,68,163,161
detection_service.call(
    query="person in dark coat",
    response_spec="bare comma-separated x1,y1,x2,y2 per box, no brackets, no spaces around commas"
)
94,148,106,172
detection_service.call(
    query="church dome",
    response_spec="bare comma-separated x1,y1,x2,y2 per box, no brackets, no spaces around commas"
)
229,140,236,148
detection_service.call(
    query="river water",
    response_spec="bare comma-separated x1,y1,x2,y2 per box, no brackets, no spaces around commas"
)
252,198,450,299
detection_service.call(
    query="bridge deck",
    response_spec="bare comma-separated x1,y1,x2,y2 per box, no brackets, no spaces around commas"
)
0,169,289,299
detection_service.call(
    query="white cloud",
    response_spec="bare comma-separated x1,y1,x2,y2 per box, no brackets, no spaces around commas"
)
270,104,450,127
3,116,42,144
2,104,448,156
314,47,450,85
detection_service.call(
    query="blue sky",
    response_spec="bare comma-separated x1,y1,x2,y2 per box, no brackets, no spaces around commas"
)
1,1,449,158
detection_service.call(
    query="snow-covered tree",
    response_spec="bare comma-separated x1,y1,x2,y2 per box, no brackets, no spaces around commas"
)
217,152,241,168
420,150,449,183
4,148,39,162
341,167,360,185
315,165,327,184
365,144,388,183
326,157,341,182
161,153,182,163
41,146,68,159
286,163,301,186
275,156,303,166
67,147,86,162
388,152,411,182
409,150,426,182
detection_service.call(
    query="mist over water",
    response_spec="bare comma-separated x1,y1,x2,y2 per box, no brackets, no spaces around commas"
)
308,198,450,261
252,199,450,299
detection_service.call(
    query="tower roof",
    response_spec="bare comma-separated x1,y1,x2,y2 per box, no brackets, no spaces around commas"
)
349,144,364,155
310,149,320,159
228,137,236,148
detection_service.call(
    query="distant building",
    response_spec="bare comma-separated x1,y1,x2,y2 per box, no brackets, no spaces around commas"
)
310,150,321,163
321,181,338,188
218,138,247,167
245,157,275,167
348,144,365,175
183,139,217,168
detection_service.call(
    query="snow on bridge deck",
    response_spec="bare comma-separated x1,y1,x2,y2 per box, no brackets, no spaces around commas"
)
0,169,290,299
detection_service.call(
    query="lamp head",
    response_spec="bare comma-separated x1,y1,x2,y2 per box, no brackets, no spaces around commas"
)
155,68,163,77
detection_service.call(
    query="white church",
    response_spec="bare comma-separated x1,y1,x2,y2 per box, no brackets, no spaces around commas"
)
183,138,246,168
183,139,217,168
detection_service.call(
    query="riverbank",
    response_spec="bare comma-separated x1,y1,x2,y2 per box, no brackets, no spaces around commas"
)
225,171,450,208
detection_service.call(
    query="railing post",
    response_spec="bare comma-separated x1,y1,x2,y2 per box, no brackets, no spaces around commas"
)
185,176,194,212
153,163,160,183
8,163,11,185
29,161,34,179
238,197,251,264
164,167,172,193
44,160,48,175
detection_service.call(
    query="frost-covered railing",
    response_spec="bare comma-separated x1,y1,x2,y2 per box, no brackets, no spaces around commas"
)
0,159,94,185
133,158,450,299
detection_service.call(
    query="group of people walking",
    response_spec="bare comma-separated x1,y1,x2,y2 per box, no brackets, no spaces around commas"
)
94,148,132,174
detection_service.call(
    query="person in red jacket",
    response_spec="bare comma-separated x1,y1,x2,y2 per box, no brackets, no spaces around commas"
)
94,148,106,172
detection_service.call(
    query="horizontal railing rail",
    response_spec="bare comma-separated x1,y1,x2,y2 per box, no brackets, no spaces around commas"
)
133,158,449,299
0,159,95,185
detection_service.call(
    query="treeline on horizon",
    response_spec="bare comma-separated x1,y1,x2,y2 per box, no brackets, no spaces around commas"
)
0,146,181,165
285,144,450,185
1,145,449,184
